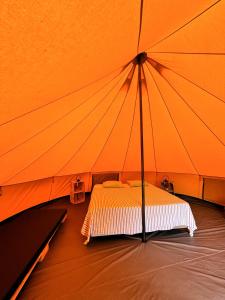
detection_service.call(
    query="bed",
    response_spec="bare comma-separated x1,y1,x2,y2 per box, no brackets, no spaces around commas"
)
81,183,197,243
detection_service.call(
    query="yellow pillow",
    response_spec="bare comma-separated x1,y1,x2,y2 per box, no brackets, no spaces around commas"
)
102,181,124,188
127,180,149,187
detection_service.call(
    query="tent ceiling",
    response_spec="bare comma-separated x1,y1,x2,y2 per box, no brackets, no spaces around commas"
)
0,0,224,185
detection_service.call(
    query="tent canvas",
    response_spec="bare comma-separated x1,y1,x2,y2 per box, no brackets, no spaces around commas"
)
0,0,224,221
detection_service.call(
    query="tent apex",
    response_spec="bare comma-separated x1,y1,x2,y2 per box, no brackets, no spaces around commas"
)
134,52,147,65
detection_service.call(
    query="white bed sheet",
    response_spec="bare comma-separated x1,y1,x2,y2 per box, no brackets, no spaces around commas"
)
81,183,197,243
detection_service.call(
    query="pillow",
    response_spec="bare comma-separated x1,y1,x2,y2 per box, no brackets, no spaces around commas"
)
127,180,149,187
102,180,124,188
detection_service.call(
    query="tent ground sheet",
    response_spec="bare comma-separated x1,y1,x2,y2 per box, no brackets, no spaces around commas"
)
18,195,225,300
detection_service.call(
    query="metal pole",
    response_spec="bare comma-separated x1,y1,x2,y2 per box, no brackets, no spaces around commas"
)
138,63,146,242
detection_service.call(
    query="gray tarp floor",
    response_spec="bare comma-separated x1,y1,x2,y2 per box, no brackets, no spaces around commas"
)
19,195,225,300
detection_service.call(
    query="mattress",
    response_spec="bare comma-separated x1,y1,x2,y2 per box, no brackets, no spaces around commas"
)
81,184,197,243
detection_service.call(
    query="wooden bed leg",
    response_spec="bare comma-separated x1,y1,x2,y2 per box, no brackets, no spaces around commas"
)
84,236,90,245
189,229,194,237
61,213,67,223
39,244,49,262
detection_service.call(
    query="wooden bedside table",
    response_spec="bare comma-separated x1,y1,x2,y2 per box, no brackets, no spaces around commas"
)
70,181,85,204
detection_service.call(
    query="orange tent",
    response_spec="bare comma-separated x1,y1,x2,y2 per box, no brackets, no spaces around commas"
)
0,0,224,221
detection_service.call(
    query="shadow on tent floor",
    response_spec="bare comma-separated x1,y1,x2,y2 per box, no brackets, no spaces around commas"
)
18,195,225,300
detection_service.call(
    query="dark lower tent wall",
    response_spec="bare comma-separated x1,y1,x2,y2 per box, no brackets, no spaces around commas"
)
0,172,224,222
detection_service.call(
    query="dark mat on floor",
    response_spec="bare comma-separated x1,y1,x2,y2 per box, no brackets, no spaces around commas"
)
0,208,67,299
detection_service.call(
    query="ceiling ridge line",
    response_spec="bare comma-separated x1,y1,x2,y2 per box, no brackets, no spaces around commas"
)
90,66,137,172
142,64,158,173
121,79,139,176
147,58,225,104
0,62,131,128
147,51,225,56
157,68,225,147
2,65,132,185
0,65,132,159
137,0,144,53
147,0,222,50
145,62,199,175
55,66,136,176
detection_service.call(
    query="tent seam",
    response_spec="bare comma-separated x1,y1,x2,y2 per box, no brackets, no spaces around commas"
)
2,66,132,184
90,65,136,172
147,0,222,50
0,63,131,128
55,66,135,176
155,66,225,147
142,63,158,173
145,62,199,175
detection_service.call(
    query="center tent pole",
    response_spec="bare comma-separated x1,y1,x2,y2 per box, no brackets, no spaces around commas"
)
136,52,147,242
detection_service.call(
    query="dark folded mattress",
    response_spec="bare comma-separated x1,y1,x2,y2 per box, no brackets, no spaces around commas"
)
0,208,67,299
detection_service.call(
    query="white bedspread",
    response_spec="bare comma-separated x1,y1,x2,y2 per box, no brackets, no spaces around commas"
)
81,184,197,243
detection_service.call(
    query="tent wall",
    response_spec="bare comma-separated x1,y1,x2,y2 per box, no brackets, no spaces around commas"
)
0,173,91,222
121,172,202,199
0,1,224,222
120,171,157,185
203,177,225,206
156,173,202,198
1,172,223,222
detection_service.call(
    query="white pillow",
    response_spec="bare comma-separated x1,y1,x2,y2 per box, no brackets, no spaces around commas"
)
102,180,124,188
127,180,149,187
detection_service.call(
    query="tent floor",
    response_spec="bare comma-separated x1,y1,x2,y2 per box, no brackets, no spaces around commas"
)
0,207,67,300
18,195,225,300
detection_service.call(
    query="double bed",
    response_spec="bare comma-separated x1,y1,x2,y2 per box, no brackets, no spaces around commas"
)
81,183,197,243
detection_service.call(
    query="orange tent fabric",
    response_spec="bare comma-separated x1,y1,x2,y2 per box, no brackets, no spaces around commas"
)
0,1,224,220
